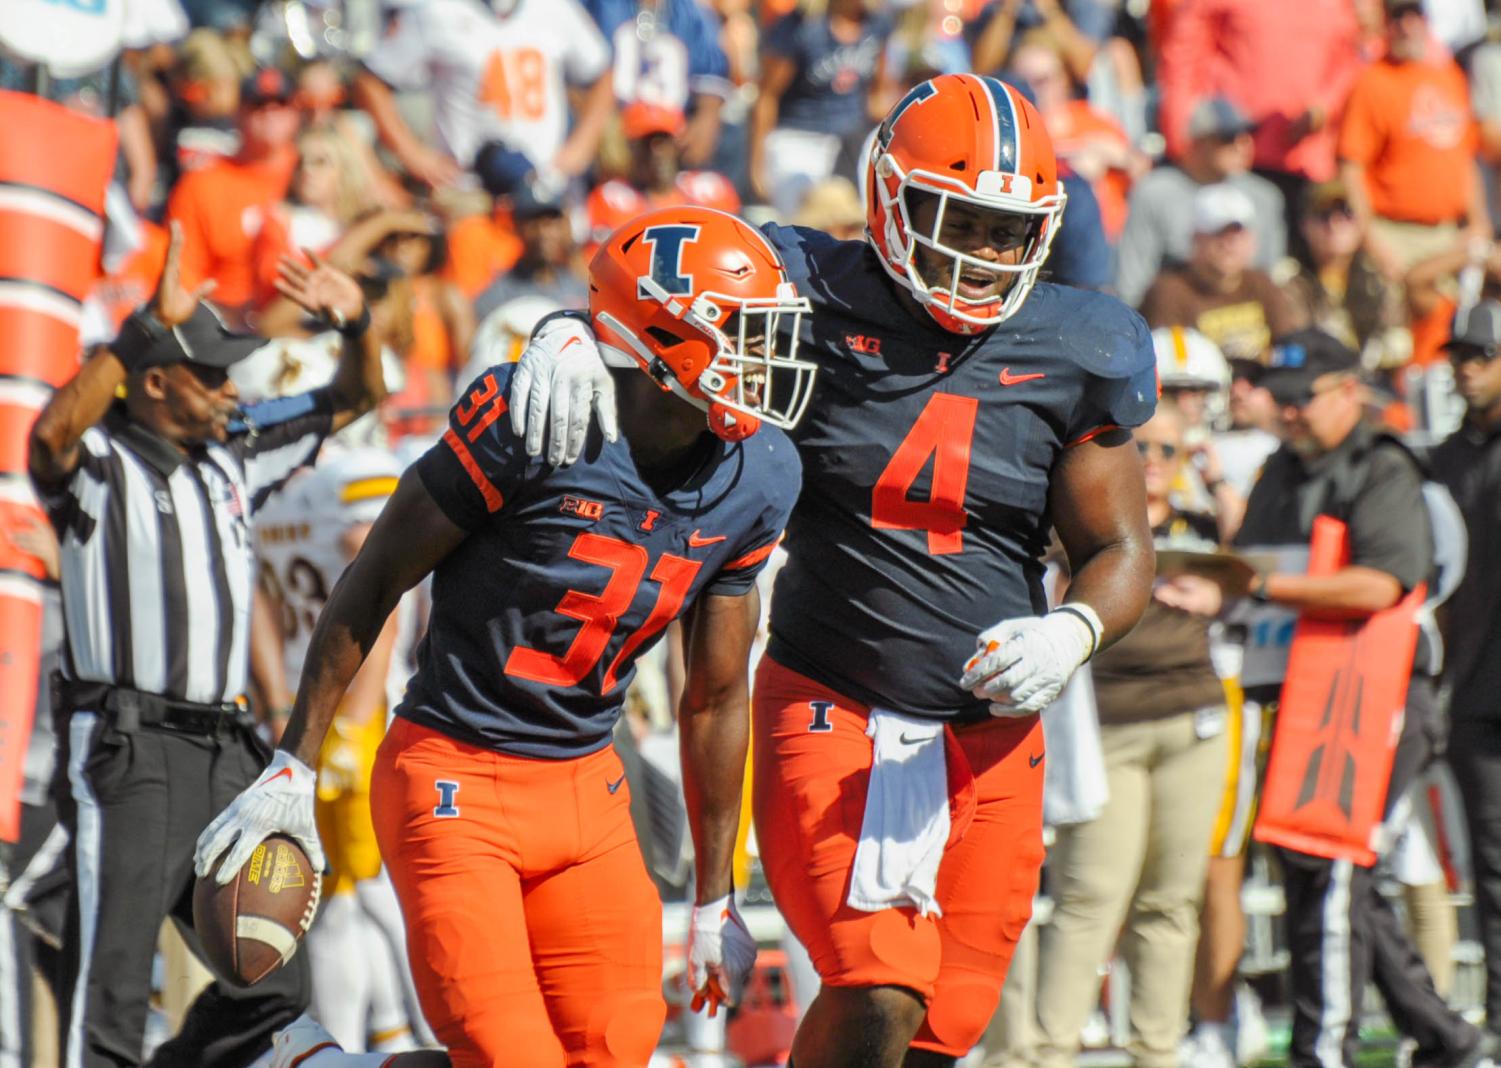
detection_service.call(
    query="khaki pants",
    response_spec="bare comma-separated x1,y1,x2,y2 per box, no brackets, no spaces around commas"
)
1034,710,1227,1068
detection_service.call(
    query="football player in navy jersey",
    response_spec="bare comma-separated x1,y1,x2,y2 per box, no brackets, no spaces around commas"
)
510,74,1159,1067
195,206,814,1068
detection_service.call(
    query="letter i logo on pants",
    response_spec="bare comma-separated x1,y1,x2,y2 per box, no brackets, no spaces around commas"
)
434,780,461,818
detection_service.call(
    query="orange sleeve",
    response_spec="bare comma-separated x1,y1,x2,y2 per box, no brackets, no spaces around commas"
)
1336,68,1384,166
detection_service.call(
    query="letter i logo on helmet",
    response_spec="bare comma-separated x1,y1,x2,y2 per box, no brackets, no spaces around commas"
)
865,74,1067,335
588,206,819,441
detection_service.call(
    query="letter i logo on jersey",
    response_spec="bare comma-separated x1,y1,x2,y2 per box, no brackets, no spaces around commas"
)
808,701,834,733
434,780,461,818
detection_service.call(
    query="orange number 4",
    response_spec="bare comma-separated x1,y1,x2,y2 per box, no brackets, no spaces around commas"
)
870,393,978,555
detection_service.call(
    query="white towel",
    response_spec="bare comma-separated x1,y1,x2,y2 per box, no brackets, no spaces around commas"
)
847,710,950,917
1040,666,1109,827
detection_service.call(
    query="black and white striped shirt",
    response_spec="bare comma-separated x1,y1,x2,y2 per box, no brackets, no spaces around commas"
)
37,391,333,706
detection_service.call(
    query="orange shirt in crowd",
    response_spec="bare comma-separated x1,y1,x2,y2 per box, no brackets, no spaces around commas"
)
165,146,298,309
443,209,523,299
1045,101,1133,240
406,277,456,376
1338,57,1477,225
586,172,741,253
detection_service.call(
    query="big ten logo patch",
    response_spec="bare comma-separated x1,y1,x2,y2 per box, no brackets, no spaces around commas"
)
434,780,461,818
561,495,605,521
808,701,835,733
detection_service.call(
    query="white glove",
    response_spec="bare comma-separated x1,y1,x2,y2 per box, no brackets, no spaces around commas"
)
958,606,1102,716
508,314,620,467
686,894,757,1017
194,750,324,885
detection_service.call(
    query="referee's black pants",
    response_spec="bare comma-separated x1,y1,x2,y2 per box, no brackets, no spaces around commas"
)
1447,714,1501,1032
54,710,309,1068
1278,677,1479,1068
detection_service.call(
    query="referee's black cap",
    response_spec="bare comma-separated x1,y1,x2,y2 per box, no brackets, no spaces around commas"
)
144,303,265,370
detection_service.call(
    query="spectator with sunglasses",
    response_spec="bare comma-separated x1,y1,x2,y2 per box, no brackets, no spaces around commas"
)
1280,178,1409,370
1429,300,1501,1047
1030,399,1229,1068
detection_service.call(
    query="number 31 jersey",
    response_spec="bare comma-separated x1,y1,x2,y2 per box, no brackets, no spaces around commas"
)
761,223,1158,720
407,362,801,758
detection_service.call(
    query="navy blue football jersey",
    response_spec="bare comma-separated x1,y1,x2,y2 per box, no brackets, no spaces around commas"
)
405,363,800,757
760,223,1157,719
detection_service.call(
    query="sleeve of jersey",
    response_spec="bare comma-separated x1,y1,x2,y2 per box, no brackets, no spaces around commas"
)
361,9,430,91
236,389,337,511
414,369,525,531
705,437,802,597
561,0,613,84
1065,304,1160,445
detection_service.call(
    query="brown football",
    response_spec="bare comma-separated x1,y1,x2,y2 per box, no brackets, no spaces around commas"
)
193,834,322,986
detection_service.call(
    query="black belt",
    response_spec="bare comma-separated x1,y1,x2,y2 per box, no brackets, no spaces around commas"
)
53,675,254,737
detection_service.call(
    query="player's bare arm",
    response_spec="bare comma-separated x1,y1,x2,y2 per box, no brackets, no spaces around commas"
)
678,586,760,906
279,471,467,768
1049,427,1156,648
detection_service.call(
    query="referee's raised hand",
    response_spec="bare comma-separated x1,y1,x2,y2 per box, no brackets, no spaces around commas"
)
274,250,367,333
152,220,217,328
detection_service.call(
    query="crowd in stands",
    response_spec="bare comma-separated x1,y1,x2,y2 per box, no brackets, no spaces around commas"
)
11,0,1501,1063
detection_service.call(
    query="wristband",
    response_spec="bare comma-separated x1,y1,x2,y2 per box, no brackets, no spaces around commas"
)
330,303,371,338
1051,603,1103,661
111,306,169,371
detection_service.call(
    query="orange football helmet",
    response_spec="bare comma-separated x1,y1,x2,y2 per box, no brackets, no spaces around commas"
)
866,74,1066,334
589,206,816,441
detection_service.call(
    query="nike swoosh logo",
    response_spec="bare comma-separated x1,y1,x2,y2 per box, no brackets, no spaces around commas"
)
687,529,726,547
999,368,1046,387
560,336,580,352
899,733,927,745
1029,752,1044,768
261,767,294,787
607,774,627,794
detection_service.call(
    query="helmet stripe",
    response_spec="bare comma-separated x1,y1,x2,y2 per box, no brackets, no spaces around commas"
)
979,76,1021,175
962,74,999,172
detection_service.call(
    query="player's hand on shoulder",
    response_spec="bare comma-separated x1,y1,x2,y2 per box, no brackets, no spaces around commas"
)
194,750,325,885
686,894,757,1017
508,313,620,467
958,607,1101,716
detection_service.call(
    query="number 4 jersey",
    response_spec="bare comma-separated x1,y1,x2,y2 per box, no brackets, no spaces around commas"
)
406,362,801,757
761,223,1158,719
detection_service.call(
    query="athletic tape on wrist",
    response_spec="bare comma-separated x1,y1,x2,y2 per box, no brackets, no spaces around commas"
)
1051,603,1104,661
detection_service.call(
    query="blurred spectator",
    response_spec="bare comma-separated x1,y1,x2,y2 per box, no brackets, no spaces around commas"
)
167,28,246,179
1339,0,1487,279
1280,178,1409,368
704,0,763,190
1011,29,1144,240
476,181,588,320
1403,226,1501,366
1157,0,1363,193
165,66,301,322
1216,358,1282,498
353,0,613,189
750,0,895,215
293,59,407,209
586,102,740,249
1152,325,1245,533
1115,98,1286,309
792,176,866,239
1032,403,1228,1068
969,0,1115,85
583,0,732,167
1430,298,1501,1046
1470,29,1501,222
1140,183,1304,361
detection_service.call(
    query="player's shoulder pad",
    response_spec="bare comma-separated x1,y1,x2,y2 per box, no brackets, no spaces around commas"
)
739,424,803,513
1034,283,1158,429
760,222,878,310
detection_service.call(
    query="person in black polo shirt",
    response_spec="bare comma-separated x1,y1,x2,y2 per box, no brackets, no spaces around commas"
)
1234,329,1488,1068
26,224,388,1068
1430,299,1501,1046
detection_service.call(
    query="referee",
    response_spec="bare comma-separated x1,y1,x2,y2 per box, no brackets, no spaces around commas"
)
26,226,387,1068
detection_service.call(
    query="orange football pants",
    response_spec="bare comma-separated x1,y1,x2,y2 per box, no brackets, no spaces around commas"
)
370,718,666,1068
752,657,1046,1057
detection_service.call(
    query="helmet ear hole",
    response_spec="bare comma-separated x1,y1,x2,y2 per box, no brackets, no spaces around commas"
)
645,325,681,348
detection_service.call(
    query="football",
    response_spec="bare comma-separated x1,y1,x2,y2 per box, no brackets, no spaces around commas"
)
193,834,322,986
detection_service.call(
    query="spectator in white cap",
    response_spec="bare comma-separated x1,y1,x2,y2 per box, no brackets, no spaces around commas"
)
1141,182,1306,363
1115,96,1286,308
